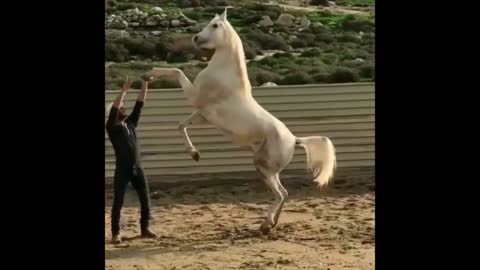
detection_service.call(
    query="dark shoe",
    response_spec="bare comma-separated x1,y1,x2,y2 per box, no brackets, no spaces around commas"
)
111,234,122,244
141,228,157,238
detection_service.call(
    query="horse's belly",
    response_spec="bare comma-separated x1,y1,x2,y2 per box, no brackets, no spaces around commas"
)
201,100,265,146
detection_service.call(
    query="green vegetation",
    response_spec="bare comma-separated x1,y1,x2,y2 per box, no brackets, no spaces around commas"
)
105,0,375,88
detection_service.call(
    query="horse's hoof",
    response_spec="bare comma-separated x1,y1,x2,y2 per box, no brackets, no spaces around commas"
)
260,223,272,235
190,150,200,162
141,74,154,82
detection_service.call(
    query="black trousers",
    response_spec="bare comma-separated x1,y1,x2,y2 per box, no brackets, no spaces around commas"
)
111,165,151,236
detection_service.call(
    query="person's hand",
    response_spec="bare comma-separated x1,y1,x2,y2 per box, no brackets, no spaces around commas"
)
121,77,132,93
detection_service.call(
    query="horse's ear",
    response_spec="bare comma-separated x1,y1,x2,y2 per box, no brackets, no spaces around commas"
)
214,13,220,19
219,8,227,21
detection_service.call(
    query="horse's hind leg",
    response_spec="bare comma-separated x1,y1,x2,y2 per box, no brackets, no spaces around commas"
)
254,158,288,235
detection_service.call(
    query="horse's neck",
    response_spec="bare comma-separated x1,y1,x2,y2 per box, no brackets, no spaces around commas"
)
208,37,251,94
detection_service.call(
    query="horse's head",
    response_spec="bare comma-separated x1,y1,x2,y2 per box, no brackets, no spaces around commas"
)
193,8,233,50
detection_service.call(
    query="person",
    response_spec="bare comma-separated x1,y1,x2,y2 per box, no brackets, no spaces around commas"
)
105,78,156,244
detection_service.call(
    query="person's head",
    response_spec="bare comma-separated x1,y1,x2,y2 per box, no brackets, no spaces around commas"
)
117,105,128,122
106,102,128,122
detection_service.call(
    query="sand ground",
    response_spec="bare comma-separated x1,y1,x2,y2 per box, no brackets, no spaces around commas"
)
105,169,375,270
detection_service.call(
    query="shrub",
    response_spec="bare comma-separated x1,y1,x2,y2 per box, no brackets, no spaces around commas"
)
260,34,289,51
130,80,143,89
280,71,314,85
107,0,117,7
338,33,361,43
166,51,192,63
290,39,308,48
301,48,322,57
310,0,329,6
359,63,375,78
155,41,169,60
327,67,360,83
273,52,293,58
116,3,136,11
312,73,328,83
122,38,156,58
244,28,290,51
258,56,276,66
311,24,329,34
297,33,317,47
322,54,337,65
202,0,231,7
244,46,257,60
149,79,180,89
314,33,336,44
274,25,290,34
341,16,374,32
105,42,129,62
178,0,202,8
255,70,282,85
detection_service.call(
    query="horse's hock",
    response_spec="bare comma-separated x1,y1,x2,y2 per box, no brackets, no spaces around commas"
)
105,83,375,185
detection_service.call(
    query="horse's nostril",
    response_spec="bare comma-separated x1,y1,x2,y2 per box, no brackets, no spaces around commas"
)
194,36,198,42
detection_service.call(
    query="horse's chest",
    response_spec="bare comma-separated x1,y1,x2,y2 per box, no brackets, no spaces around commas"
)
193,80,231,107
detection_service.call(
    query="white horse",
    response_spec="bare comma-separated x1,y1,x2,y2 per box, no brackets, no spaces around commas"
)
145,9,336,234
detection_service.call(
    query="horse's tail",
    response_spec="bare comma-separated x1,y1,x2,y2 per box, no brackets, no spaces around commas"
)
295,136,336,188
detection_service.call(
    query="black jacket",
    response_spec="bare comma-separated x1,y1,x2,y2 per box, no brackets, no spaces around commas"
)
106,101,144,169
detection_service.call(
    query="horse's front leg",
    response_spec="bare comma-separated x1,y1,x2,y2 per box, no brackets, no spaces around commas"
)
179,110,207,162
144,68,197,102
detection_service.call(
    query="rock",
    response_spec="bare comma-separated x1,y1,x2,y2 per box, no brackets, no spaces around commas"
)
121,20,129,28
105,29,130,40
109,22,127,30
258,15,274,27
288,35,297,42
150,30,163,36
131,22,140,27
150,191,168,199
145,20,157,27
299,16,311,28
328,1,337,7
276,14,295,27
261,82,278,87
151,7,163,13
353,58,365,63
125,8,139,14
171,19,181,27
160,20,170,27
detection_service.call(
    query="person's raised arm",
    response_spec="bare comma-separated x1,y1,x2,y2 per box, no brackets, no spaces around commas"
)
106,79,132,129
127,80,149,127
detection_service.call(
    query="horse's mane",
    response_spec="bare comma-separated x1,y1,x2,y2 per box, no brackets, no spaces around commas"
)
223,21,251,92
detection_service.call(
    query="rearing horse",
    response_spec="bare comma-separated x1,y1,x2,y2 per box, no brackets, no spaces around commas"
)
145,9,336,234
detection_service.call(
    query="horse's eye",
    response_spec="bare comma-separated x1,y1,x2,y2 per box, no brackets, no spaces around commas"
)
212,24,218,29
